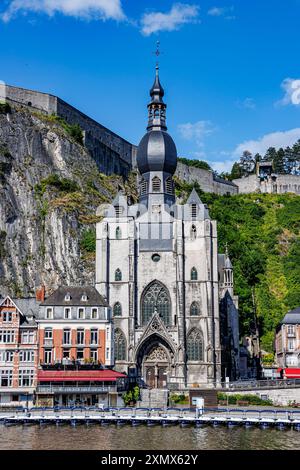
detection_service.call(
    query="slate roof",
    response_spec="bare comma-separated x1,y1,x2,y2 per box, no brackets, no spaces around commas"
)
281,307,300,325
41,286,108,307
12,298,39,327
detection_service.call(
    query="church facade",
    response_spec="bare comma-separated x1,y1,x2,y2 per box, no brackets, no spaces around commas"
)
95,67,239,389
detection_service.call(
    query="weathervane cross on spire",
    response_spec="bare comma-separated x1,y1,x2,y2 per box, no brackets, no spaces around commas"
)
153,40,163,67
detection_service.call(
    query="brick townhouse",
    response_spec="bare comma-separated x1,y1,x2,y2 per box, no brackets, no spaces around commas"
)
36,286,126,407
0,295,39,408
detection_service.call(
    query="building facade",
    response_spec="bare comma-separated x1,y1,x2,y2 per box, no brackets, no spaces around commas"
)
36,286,116,406
276,307,300,368
0,296,39,407
95,67,240,389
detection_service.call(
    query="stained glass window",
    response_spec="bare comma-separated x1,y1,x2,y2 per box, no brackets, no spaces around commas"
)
187,329,204,361
114,329,126,361
141,281,171,326
113,302,122,316
191,267,198,281
115,269,122,281
190,302,200,316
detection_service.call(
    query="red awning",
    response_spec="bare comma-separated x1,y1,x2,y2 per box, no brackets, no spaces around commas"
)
284,368,300,378
38,369,126,383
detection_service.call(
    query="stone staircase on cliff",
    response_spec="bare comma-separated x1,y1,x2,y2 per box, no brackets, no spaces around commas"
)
140,389,169,408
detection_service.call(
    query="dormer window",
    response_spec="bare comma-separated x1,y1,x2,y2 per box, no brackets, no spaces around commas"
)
152,176,161,193
64,293,71,302
81,294,88,302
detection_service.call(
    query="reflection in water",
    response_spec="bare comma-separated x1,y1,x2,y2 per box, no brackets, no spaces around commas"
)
0,424,299,450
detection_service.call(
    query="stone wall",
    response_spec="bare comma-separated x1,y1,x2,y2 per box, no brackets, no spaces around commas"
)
176,162,238,195
223,388,300,406
233,174,300,195
2,84,136,178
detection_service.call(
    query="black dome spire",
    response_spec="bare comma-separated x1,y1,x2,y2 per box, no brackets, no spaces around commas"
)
150,64,165,103
137,65,177,177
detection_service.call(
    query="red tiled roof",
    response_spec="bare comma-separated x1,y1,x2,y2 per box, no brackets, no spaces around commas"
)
38,369,126,383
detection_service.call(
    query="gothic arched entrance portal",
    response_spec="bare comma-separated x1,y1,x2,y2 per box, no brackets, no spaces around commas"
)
136,335,173,389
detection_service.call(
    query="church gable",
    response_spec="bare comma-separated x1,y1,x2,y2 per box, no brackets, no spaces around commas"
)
135,313,178,356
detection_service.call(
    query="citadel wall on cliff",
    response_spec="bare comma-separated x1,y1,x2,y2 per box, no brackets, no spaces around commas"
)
233,174,300,195
2,84,136,178
1,84,238,196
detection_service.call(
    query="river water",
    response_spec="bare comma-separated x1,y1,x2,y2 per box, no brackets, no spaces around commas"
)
0,424,299,450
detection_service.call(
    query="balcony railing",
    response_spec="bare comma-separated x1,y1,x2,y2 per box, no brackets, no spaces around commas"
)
37,385,115,394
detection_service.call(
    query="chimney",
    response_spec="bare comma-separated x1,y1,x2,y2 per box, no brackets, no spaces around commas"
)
36,285,46,303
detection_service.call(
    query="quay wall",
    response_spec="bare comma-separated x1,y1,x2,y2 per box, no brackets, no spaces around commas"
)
223,388,300,406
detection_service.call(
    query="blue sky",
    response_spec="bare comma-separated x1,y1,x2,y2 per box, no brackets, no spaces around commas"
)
1,0,300,172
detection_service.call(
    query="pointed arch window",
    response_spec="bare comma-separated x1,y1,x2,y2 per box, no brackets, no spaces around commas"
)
152,176,161,193
165,177,173,195
191,225,197,240
191,267,198,281
114,329,126,361
113,302,122,317
141,281,171,326
190,302,200,316
116,226,121,240
115,269,122,282
187,329,204,361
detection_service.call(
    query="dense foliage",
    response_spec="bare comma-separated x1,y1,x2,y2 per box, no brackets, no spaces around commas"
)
177,157,212,171
80,228,96,253
175,178,300,352
217,393,273,406
0,102,11,114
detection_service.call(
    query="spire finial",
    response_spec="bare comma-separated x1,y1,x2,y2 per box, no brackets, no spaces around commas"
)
225,242,229,257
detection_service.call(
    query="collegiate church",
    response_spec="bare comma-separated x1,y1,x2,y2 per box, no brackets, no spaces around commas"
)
95,67,240,389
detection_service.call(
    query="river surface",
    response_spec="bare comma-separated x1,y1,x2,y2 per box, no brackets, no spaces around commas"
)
0,424,299,450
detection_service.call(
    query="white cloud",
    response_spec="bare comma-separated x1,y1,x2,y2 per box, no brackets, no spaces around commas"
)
207,6,235,19
177,120,215,146
234,128,300,157
236,98,256,110
208,7,225,16
1,0,126,22
141,3,200,36
208,159,236,174
278,78,300,106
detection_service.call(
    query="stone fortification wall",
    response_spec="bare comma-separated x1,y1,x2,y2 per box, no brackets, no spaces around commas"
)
233,174,300,195
176,161,238,195
2,84,136,177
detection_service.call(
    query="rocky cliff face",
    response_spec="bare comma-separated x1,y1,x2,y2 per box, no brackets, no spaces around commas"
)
0,105,135,297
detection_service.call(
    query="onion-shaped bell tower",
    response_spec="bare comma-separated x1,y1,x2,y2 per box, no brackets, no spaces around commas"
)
137,65,177,208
